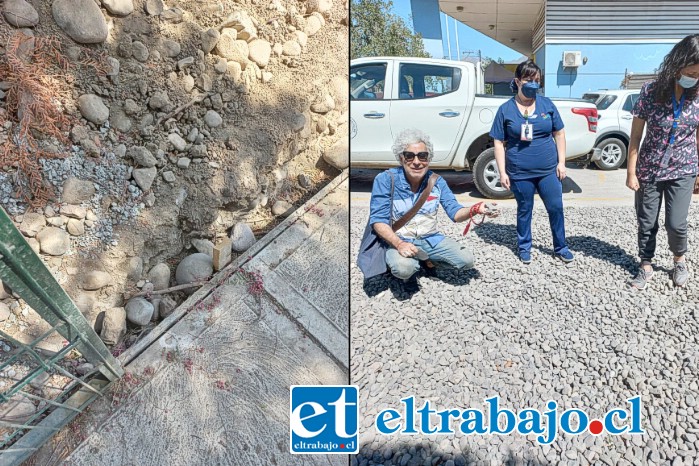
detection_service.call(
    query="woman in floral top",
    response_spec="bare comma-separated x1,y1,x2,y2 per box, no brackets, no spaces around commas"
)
626,34,699,289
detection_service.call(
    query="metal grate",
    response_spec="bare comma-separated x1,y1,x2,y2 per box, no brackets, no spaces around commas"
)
0,206,123,464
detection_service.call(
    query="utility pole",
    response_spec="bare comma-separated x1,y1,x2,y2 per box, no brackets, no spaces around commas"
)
444,14,451,60
454,17,460,62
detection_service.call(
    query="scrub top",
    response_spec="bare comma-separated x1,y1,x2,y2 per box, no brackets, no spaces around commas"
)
632,81,699,183
489,95,565,180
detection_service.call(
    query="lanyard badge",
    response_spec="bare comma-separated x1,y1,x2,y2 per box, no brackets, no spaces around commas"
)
660,92,685,168
520,110,533,141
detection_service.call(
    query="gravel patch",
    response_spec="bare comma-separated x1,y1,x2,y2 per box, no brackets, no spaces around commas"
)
38,147,143,251
351,203,699,465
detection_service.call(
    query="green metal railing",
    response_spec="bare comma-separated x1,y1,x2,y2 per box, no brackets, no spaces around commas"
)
0,206,124,463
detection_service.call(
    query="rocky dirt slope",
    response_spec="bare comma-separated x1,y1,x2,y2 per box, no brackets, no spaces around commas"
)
0,0,347,435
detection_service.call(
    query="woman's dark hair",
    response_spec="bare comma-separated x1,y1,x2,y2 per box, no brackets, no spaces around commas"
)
653,34,699,103
510,59,542,92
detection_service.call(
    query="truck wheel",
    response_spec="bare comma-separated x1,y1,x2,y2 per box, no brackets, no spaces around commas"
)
472,148,513,199
594,137,627,170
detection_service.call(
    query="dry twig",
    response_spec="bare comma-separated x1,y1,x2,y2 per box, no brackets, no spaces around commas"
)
155,92,210,126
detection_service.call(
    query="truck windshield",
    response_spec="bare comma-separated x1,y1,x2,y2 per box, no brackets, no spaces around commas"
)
596,95,618,110
582,93,617,110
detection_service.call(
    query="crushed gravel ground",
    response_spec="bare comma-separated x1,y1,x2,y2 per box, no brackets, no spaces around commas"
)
351,203,699,466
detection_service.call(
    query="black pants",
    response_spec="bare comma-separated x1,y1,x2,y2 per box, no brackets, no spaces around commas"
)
635,175,696,262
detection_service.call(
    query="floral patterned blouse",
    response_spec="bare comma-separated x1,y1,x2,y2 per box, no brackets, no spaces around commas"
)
632,81,699,182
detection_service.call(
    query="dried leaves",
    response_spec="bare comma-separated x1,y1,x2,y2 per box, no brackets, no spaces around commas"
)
0,32,72,207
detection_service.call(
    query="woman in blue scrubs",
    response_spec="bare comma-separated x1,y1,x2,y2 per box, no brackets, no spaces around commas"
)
489,60,573,264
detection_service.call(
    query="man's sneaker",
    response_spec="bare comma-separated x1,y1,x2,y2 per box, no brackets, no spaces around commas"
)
556,249,575,263
673,261,689,287
628,267,654,290
519,251,532,264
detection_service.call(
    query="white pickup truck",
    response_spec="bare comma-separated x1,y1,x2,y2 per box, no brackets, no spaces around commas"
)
350,57,601,199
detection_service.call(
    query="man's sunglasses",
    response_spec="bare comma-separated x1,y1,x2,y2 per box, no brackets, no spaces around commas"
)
402,151,429,162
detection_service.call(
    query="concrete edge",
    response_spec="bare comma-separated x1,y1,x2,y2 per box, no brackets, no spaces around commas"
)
118,169,349,367
261,269,348,370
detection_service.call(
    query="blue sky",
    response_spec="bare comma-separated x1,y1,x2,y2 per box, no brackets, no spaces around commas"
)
392,0,523,62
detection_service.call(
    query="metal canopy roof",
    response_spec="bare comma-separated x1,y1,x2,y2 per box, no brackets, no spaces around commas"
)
438,0,543,55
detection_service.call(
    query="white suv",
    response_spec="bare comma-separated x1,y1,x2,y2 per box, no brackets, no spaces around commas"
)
582,89,641,170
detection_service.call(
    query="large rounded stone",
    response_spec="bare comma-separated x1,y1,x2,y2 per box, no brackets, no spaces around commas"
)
67,219,85,236
161,39,181,58
204,110,223,128
145,0,163,15
83,271,111,290
304,13,324,36
306,0,333,14
62,177,95,204
52,0,108,44
127,256,143,281
248,39,271,68
60,205,86,220
3,0,39,27
125,298,154,326
168,133,187,151
19,213,46,237
102,0,134,16
227,61,242,81
231,222,256,252
175,253,213,286
311,94,335,114
0,283,11,300
36,227,70,256
133,167,157,192
293,31,308,48
272,200,293,217
191,238,214,256
201,28,220,54
329,75,349,112
282,40,302,57
220,10,257,40
147,263,170,291
109,107,132,133
148,91,170,110
159,296,177,319
215,32,249,67
78,94,109,125
132,41,149,62
0,302,11,321
323,136,348,169
100,307,126,345
130,146,157,168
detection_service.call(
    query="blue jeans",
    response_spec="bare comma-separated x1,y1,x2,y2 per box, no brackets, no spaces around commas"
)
510,172,568,255
385,237,475,280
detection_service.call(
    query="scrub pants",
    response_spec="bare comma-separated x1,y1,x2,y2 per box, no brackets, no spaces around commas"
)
635,175,696,262
510,172,568,255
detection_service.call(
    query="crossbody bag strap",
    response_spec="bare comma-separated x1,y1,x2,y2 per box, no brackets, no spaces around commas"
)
392,173,439,232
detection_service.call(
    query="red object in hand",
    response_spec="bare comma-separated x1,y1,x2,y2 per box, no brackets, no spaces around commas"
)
463,202,485,235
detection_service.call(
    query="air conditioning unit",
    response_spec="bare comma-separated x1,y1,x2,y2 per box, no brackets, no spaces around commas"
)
563,51,582,67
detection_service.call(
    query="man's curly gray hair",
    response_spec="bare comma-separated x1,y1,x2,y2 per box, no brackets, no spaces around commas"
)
391,128,434,163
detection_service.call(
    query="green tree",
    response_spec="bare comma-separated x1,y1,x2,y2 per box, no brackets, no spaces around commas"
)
351,0,430,59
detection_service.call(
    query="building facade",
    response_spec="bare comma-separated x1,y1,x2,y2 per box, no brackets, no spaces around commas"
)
439,0,699,98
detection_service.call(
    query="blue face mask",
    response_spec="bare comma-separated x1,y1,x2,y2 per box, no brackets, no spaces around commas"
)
521,81,540,98
678,74,699,89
